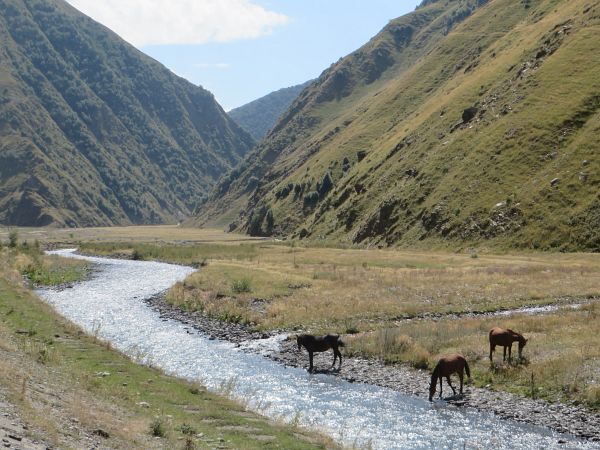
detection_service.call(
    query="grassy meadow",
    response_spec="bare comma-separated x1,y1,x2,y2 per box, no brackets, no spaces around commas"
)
3,225,600,410
54,226,600,409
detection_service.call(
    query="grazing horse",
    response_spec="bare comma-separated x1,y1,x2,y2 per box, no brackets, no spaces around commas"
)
489,327,527,362
428,354,470,401
296,334,344,372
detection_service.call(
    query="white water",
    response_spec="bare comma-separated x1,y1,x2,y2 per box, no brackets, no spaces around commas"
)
37,250,598,450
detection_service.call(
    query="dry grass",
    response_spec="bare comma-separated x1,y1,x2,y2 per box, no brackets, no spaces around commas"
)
157,240,600,332
12,226,600,410
347,303,600,408
0,225,264,246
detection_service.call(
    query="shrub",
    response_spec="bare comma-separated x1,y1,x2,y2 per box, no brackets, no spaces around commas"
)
265,209,274,232
177,423,196,436
303,191,319,208
317,172,334,197
8,230,18,248
231,278,252,294
150,418,166,437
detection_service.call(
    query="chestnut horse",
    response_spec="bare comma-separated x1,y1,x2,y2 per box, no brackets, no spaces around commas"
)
297,334,344,372
429,354,470,401
489,327,527,362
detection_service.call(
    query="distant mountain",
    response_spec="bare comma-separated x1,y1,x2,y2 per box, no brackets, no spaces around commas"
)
229,81,313,141
0,0,254,227
195,0,600,251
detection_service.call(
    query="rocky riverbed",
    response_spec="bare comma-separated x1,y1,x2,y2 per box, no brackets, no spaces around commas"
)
146,293,600,443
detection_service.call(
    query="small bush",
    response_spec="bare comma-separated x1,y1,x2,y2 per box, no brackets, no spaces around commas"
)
303,191,319,208
177,423,196,436
231,278,252,294
150,418,166,437
9,230,18,248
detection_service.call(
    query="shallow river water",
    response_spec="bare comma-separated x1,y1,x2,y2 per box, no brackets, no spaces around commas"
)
38,250,598,450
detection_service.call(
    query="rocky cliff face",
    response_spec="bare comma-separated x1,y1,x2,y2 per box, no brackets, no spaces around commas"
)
0,0,254,226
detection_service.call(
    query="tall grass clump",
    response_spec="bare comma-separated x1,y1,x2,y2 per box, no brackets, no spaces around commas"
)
150,418,166,437
349,329,430,369
8,230,18,248
231,277,252,294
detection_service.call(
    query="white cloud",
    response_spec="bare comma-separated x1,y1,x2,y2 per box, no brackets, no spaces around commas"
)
194,63,231,69
66,0,289,47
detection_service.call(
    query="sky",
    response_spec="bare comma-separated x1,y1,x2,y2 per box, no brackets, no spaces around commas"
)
66,0,422,110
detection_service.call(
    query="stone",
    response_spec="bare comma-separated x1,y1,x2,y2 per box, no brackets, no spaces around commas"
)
462,107,479,123
550,178,560,186
93,429,110,438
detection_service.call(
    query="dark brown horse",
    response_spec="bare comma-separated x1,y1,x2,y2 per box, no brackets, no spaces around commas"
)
429,354,470,401
297,334,344,372
489,327,527,362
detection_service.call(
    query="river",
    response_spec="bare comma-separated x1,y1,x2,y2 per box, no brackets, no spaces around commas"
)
37,249,598,450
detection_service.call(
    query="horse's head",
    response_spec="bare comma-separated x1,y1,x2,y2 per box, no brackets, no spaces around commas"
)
428,382,436,402
518,337,528,358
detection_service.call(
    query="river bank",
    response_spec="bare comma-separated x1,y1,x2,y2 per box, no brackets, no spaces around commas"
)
0,248,334,450
145,293,600,443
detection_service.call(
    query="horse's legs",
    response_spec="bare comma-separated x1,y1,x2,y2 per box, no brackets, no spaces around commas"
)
332,347,342,369
439,376,443,398
503,346,507,361
489,344,495,362
446,376,456,396
308,351,314,372
459,370,464,395
508,343,512,361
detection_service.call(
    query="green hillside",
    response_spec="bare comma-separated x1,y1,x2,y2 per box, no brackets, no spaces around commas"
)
229,80,313,141
0,0,254,227
196,0,600,251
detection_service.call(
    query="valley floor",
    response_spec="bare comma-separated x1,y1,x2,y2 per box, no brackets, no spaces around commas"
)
3,225,600,441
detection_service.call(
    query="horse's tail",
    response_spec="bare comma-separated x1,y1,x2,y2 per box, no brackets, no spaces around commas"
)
464,359,471,378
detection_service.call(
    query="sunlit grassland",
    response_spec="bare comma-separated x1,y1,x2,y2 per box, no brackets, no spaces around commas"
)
0,225,265,246
10,226,600,409
346,304,600,408
70,234,600,332
159,242,600,333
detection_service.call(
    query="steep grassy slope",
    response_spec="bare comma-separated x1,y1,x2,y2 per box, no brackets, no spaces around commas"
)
0,0,254,227
197,0,600,251
229,80,313,141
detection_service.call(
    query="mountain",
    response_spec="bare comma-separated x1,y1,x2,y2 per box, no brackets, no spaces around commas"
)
229,81,314,141
0,0,254,227
195,0,600,251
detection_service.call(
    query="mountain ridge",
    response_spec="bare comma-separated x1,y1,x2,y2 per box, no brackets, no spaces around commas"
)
229,80,313,141
0,0,254,227
195,0,600,251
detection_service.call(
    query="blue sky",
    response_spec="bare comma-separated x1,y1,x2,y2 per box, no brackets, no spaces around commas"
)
67,1,421,110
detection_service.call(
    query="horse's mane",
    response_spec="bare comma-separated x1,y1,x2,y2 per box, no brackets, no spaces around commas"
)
507,328,525,339
506,329,527,345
